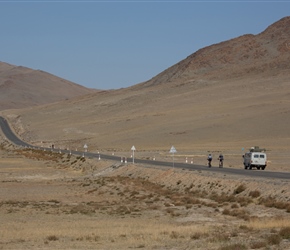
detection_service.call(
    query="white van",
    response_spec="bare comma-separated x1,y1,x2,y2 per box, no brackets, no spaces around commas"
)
243,152,267,170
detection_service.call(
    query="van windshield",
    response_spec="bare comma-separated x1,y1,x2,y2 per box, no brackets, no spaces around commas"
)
260,155,265,158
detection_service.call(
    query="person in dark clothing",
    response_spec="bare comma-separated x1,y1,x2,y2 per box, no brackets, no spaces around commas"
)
207,154,212,167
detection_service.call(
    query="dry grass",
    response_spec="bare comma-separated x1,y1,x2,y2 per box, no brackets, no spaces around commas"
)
1,215,211,249
247,217,290,230
0,138,290,249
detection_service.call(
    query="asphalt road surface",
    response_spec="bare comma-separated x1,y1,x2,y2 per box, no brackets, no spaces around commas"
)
1,116,290,180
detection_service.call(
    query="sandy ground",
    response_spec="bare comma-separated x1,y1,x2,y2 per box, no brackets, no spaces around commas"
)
1,133,290,250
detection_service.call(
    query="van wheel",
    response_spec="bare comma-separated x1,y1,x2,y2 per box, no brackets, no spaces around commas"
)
262,166,266,170
257,166,260,170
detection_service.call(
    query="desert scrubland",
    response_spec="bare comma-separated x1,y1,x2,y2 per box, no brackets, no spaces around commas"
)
1,17,290,249
1,132,290,250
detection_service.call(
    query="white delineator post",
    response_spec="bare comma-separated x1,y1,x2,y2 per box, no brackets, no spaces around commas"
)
170,146,177,168
83,144,88,157
131,145,136,164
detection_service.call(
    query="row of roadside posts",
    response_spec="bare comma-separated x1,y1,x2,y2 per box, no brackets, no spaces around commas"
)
50,143,178,167
81,144,178,167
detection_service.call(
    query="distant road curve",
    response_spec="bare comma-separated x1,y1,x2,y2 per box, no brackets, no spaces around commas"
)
1,116,290,180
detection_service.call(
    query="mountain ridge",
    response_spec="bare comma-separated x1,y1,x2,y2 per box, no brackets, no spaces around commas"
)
0,62,95,110
135,16,290,89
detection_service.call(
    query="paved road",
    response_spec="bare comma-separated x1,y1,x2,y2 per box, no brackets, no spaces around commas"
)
1,116,290,180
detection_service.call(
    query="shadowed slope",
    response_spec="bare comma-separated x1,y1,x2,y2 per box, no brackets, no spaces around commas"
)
0,62,95,110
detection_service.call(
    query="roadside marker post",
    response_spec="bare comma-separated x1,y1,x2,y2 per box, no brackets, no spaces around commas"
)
131,145,136,164
169,146,177,168
83,144,88,157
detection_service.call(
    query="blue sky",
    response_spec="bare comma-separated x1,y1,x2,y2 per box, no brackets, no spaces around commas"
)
1,1,289,90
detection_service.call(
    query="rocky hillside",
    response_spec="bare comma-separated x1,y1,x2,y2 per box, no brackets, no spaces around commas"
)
136,16,290,88
0,62,95,110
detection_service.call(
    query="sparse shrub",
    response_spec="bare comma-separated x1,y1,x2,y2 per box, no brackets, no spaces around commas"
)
210,193,236,204
218,243,247,250
85,235,100,241
170,231,179,239
259,196,275,207
279,227,290,239
267,234,282,245
250,241,267,249
231,203,239,209
187,197,200,205
249,190,261,198
230,231,238,237
231,209,245,217
173,200,184,206
149,204,159,210
165,208,175,215
130,191,139,196
210,232,230,243
190,232,208,240
260,196,290,210
153,196,160,202
222,209,231,215
47,199,60,203
273,201,288,209
222,208,249,220
239,225,252,231
233,184,246,195
206,202,218,208
185,204,192,209
164,202,171,207
70,204,95,215
236,196,252,207
46,235,59,241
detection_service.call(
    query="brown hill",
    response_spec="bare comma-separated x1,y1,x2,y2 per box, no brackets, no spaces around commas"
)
0,62,95,110
2,17,290,170
136,16,290,88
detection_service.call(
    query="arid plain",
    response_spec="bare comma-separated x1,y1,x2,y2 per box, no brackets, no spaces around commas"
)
1,17,290,249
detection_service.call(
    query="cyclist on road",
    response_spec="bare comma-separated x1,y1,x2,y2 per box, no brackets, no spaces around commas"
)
207,154,212,168
218,154,224,168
